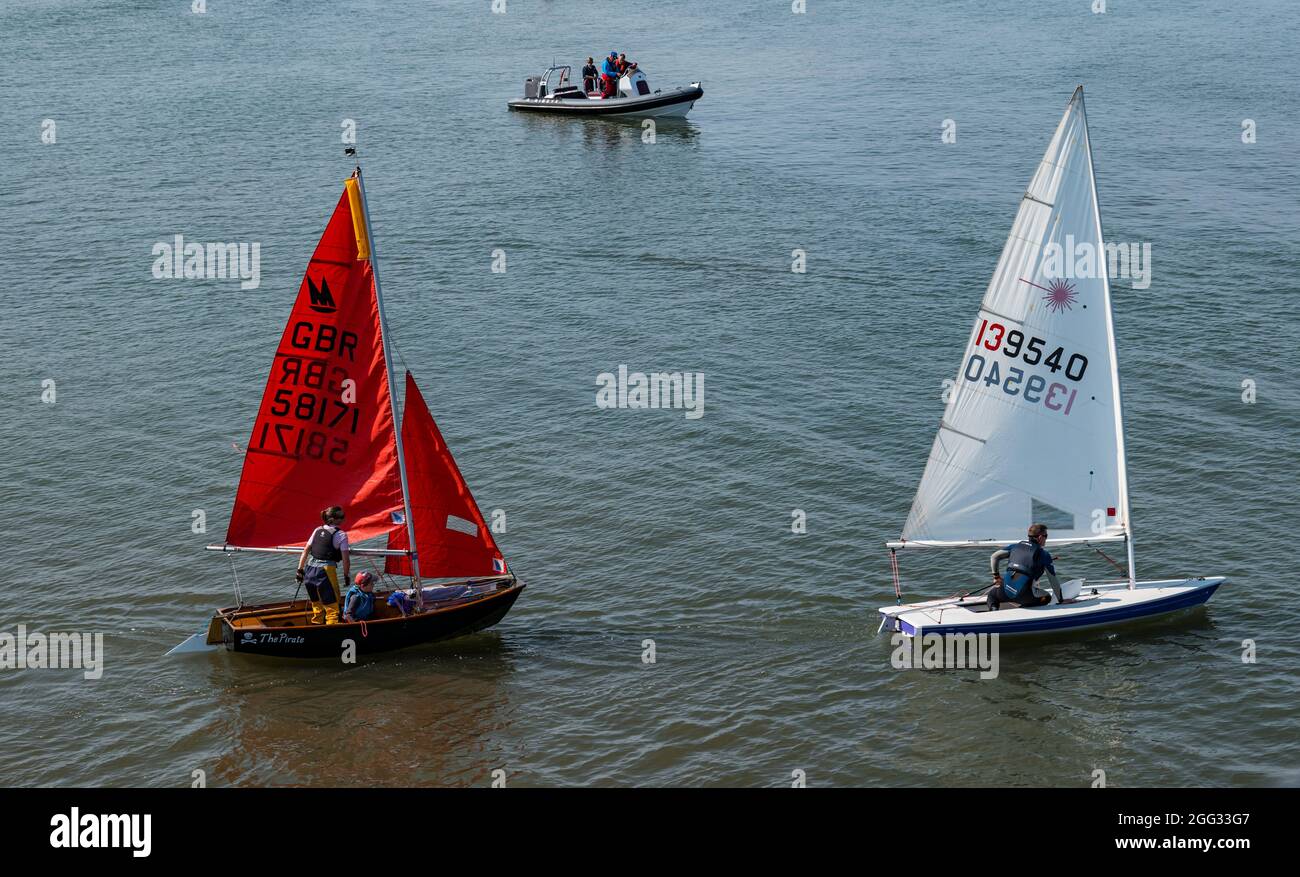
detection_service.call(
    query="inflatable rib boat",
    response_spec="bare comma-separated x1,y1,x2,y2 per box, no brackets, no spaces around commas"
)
507,65,702,118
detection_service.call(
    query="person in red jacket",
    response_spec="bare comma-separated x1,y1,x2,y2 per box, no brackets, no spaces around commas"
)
600,51,620,98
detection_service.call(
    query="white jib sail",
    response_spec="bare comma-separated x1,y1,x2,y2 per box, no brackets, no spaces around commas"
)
899,87,1130,549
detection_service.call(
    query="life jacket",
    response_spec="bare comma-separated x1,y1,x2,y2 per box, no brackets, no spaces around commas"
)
387,591,415,615
343,585,375,621
1002,539,1043,598
309,525,342,563
1006,540,1042,577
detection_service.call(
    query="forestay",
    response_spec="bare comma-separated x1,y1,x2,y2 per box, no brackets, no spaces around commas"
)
899,87,1130,548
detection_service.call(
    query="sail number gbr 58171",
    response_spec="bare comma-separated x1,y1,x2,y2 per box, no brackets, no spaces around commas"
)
964,319,1089,416
252,346,360,464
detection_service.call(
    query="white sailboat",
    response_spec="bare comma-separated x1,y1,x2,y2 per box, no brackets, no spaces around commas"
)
878,87,1224,637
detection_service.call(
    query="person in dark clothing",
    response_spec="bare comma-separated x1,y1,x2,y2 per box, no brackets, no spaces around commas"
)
582,57,598,93
987,522,1064,610
295,506,350,625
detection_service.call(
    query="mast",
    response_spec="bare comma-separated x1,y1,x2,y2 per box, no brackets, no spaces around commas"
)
1077,86,1136,589
352,164,423,598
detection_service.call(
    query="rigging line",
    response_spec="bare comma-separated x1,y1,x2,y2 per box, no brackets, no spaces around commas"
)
227,554,244,608
889,548,902,605
387,330,411,380
1091,545,1129,576
950,581,997,600
363,554,402,596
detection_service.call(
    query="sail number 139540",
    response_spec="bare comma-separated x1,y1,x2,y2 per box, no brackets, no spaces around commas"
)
964,319,1090,416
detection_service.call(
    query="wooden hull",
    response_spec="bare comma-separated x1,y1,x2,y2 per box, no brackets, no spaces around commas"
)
210,580,524,659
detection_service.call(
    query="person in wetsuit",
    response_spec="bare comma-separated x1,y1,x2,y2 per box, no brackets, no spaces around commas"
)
987,522,1064,610
582,57,598,93
295,505,351,625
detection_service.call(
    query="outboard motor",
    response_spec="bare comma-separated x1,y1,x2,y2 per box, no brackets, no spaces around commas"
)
523,76,541,99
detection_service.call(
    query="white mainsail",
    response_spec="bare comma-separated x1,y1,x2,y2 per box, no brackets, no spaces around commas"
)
898,87,1130,549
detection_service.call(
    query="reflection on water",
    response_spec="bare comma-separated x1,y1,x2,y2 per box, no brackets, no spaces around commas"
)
513,111,702,152
207,633,521,787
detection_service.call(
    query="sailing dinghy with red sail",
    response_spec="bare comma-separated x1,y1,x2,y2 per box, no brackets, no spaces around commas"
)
168,167,523,658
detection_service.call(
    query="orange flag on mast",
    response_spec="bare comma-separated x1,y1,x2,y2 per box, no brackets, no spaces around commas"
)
225,181,403,548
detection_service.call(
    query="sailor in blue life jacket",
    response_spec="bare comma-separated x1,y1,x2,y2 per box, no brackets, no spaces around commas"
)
295,505,350,625
987,522,1065,610
600,51,620,97
342,571,377,623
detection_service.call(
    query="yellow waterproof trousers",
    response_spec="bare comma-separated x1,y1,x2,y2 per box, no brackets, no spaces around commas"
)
304,565,341,625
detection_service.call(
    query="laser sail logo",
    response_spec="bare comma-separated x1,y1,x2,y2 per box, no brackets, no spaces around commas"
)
50,808,151,857
1022,277,1078,313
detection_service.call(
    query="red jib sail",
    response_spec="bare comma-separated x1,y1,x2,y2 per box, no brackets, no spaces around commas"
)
386,372,506,579
225,180,403,548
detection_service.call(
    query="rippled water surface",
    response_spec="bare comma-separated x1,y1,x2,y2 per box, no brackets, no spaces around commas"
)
2,0,1298,787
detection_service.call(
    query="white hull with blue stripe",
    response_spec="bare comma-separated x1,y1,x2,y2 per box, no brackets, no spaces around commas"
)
879,577,1225,637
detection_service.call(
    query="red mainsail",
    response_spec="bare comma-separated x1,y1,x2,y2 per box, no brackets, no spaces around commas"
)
386,372,505,579
225,182,403,548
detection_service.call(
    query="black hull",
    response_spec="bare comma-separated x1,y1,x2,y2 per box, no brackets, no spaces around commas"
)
507,86,702,116
218,583,524,659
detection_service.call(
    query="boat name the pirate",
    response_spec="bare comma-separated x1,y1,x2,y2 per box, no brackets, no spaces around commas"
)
240,631,307,646
0,625,103,679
